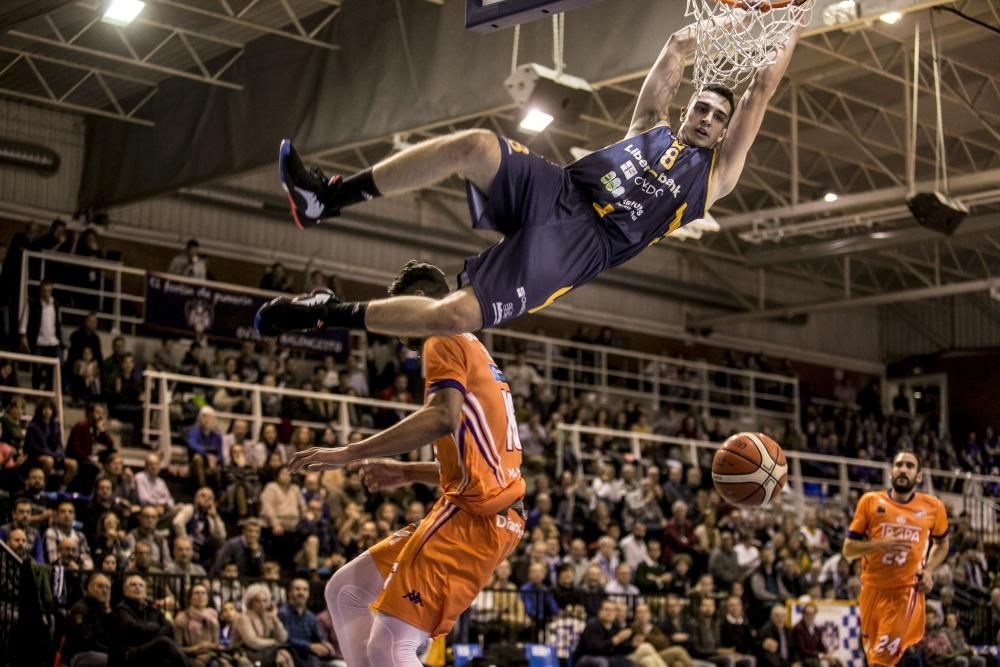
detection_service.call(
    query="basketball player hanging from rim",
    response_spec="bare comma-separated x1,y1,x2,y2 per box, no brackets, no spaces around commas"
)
257,4,806,339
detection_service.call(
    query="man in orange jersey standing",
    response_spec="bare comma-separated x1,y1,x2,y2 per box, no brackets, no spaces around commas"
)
288,260,525,667
842,450,950,667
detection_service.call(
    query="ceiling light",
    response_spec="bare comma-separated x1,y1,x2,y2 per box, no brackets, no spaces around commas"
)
103,0,145,26
879,11,903,24
519,108,554,133
505,63,592,132
823,192,839,203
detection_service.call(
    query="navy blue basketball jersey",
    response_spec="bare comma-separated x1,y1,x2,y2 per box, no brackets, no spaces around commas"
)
565,125,716,267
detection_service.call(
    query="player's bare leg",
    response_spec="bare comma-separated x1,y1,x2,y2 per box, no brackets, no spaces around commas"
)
279,129,501,227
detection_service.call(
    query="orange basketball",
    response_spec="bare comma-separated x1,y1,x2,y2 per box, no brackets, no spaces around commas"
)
711,432,787,507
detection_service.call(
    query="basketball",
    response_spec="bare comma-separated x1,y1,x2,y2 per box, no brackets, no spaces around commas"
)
711,432,788,507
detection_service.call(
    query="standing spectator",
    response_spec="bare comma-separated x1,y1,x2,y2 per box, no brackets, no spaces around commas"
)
70,346,102,403
571,598,635,667
234,583,294,667
111,575,188,666
211,519,265,578
135,453,176,515
106,352,143,444
44,501,93,569
187,407,223,490
63,572,114,667
172,486,227,567
72,229,105,310
66,403,115,491
18,278,63,390
100,336,128,391
757,605,792,667
29,218,71,252
792,603,841,667
172,583,224,667
67,312,103,368
279,579,337,667
260,263,294,292
169,239,208,279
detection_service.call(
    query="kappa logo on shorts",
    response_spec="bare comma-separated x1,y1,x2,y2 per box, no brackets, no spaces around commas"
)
402,590,425,606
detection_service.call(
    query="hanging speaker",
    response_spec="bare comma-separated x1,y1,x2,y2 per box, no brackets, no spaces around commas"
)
906,191,968,236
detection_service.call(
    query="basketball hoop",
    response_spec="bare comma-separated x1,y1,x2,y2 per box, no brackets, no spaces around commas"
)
685,0,813,88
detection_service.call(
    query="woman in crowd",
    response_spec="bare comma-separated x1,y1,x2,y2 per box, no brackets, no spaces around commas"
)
91,511,132,567
173,583,225,667
233,583,293,667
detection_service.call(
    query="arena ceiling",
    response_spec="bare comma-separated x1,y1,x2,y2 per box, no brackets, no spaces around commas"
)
1,0,999,328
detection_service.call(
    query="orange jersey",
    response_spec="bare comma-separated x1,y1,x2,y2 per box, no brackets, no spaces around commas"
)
848,489,948,590
423,333,525,515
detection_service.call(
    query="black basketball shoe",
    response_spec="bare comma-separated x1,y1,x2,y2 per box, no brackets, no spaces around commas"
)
278,139,342,229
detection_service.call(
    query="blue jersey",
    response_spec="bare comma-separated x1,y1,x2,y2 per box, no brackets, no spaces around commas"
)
565,125,716,267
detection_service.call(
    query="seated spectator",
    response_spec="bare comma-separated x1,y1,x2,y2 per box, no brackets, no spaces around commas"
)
187,406,223,490
111,575,188,666
70,346,102,403
91,511,132,568
470,559,527,644
606,563,641,599
44,500,93,569
631,602,696,667
710,531,745,591
223,443,261,520
553,563,583,610
101,452,138,504
213,374,248,415
623,479,665,534
173,583,225,667
279,578,337,667
135,453,175,515
748,548,789,626
234,583,294,667
260,465,309,569
757,605,791,667
591,535,622,582
128,505,173,569
663,500,697,562
173,486,227,566
571,598,636,667
792,603,842,667
0,497,44,562
181,342,211,378
66,403,115,491
63,572,114,667
212,519,264,578
636,539,673,595
660,594,693,653
58,535,91,572
211,562,246,611
688,597,753,667
520,561,560,625
0,398,26,473
222,418,250,465
218,600,241,653
260,262,294,292
579,564,609,618
100,336,128,391
25,397,76,485
84,476,134,539
153,338,180,373
719,596,758,666
165,536,207,577
252,423,287,468
620,522,652,572
67,312,103,369
4,527,33,562
19,466,52,527
169,238,208,279
941,610,986,667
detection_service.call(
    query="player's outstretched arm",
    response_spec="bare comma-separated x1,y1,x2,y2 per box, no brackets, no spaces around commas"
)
707,26,802,208
288,388,463,473
628,11,750,138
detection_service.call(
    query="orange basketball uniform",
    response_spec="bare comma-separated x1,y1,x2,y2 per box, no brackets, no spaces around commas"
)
368,333,526,637
848,489,948,665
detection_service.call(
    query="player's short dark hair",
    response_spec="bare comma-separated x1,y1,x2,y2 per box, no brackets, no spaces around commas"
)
388,260,450,300
701,83,736,121
893,448,922,470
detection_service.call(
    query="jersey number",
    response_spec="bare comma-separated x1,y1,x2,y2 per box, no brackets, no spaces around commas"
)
881,550,910,566
500,389,522,452
873,634,902,657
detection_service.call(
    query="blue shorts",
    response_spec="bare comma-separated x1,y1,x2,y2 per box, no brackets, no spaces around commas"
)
459,135,610,328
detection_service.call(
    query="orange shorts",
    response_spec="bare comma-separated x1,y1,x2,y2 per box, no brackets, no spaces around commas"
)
859,585,925,666
369,497,524,638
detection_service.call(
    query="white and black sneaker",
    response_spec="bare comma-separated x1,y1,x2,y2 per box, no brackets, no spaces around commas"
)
278,139,342,229
254,289,337,336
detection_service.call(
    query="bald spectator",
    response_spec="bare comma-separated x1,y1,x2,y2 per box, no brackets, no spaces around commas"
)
605,563,641,599
44,501,93,569
58,535,90,571
134,453,175,515
128,506,173,569
111,575,188,666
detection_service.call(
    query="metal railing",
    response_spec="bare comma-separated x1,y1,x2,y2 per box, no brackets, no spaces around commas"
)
142,370,423,463
484,329,801,429
0,350,63,434
555,423,1000,508
20,249,147,334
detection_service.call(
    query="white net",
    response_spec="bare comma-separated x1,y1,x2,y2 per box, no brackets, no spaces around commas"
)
685,0,813,89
